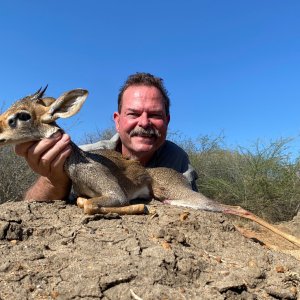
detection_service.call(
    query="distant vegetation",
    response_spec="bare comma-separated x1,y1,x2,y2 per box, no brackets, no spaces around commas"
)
177,134,300,222
0,146,37,204
78,127,116,145
0,130,299,223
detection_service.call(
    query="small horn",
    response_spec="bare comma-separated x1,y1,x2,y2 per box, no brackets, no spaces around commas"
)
31,84,48,100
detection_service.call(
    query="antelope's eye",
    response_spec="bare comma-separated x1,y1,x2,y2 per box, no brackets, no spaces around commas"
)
17,112,31,121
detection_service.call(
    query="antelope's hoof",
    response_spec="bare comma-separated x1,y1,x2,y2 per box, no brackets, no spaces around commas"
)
77,197,88,208
83,200,97,215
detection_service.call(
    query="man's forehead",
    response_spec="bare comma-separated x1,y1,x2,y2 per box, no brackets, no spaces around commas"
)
120,85,166,113
122,96,165,111
123,85,163,99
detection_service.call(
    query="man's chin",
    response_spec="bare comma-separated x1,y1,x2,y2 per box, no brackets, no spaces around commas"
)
131,140,157,153
132,135,157,145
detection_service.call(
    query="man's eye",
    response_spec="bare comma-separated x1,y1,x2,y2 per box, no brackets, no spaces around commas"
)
128,113,139,117
150,114,162,119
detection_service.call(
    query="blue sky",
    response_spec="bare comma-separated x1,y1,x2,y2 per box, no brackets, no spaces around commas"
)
1,1,300,154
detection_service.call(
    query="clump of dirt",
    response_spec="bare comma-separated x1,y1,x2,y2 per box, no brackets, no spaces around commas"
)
0,201,299,300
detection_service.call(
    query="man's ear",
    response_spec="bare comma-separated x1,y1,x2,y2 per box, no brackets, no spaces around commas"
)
41,89,88,123
113,112,120,132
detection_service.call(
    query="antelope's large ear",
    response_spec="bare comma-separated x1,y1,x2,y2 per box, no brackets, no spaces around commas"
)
40,89,88,123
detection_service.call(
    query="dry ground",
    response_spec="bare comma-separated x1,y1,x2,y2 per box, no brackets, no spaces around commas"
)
0,200,299,300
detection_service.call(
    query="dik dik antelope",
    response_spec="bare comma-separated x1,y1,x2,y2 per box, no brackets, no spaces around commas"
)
0,87,299,248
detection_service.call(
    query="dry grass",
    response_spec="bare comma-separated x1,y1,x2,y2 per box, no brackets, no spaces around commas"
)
181,135,300,222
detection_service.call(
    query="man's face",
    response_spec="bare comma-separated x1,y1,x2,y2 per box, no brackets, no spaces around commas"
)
114,85,170,164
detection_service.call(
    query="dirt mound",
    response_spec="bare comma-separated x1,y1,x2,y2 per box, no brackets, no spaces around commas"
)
0,201,299,300
280,211,300,237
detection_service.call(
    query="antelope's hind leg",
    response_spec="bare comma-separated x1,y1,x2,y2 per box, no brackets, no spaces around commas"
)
222,204,300,248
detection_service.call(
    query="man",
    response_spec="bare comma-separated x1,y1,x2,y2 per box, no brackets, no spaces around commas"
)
15,73,198,202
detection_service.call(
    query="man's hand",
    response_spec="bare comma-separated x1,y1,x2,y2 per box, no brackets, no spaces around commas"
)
15,132,72,201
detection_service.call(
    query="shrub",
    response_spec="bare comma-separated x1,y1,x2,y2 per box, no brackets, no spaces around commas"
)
0,146,37,203
78,127,116,145
181,135,300,222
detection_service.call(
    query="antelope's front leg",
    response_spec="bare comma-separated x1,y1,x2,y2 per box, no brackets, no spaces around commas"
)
84,195,128,214
77,197,88,208
76,196,146,215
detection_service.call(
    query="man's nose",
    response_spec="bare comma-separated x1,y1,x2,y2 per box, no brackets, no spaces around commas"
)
137,112,150,128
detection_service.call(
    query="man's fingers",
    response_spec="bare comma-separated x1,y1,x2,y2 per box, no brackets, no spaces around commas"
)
27,133,64,160
38,134,71,170
14,132,72,179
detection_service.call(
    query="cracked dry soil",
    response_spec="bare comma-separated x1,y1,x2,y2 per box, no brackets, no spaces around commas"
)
0,201,299,300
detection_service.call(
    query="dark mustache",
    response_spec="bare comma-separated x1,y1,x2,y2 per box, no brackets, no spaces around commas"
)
129,127,161,138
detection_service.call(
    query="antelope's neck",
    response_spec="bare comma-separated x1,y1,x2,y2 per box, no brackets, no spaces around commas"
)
64,141,87,177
